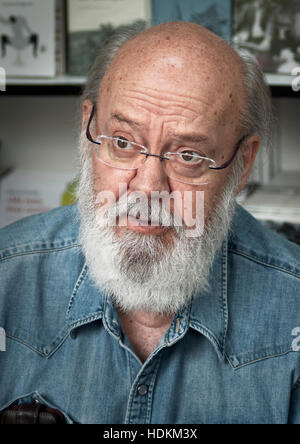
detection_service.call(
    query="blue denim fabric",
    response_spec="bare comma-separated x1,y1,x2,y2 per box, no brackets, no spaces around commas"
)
0,203,300,424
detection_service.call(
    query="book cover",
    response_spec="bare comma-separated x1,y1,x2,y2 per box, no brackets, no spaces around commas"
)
67,0,151,76
55,0,66,76
233,0,300,74
0,0,56,77
0,169,74,229
242,184,300,224
152,0,232,42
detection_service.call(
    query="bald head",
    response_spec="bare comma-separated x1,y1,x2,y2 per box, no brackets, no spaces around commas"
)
98,22,246,144
113,21,244,83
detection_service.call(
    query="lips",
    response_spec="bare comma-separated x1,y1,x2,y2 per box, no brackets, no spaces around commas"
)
127,215,160,227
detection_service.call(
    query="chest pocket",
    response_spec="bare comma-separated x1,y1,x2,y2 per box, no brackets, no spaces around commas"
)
0,391,74,424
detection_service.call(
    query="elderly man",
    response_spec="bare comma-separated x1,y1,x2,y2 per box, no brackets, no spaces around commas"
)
0,22,299,425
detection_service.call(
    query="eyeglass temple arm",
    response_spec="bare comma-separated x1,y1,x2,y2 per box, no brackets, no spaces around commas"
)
209,134,249,170
86,105,101,145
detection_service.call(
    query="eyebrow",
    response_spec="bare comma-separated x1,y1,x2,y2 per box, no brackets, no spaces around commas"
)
111,113,142,128
172,132,209,145
111,113,212,149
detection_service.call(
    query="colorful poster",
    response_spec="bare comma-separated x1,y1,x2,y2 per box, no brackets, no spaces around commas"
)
0,170,74,229
67,0,151,76
152,0,232,42
0,0,56,77
233,0,300,73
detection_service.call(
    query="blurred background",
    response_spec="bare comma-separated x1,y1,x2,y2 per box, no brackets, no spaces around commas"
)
0,0,299,244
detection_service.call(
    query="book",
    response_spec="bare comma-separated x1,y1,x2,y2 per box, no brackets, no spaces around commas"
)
55,0,66,76
241,184,300,224
67,0,151,76
233,0,300,74
0,0,57,77
0,169,74,229
152,0,232,42
61,177,79,206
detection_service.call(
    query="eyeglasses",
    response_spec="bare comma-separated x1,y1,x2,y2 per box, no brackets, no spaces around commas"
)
86,105,248,185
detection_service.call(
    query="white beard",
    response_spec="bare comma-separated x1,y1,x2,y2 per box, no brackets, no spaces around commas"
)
77,133,243,315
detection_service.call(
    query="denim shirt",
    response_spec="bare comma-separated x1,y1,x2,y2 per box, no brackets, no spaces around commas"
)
0,203,300,424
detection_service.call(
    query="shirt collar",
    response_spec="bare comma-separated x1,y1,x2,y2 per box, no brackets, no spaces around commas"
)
189,239,228,361
66,264,104,329
66,238,229,361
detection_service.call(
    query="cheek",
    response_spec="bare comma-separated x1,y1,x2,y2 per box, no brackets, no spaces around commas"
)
166,185,206,225
203,171,233,216
92,155,136,200
183,178,228,223
166,179,212,224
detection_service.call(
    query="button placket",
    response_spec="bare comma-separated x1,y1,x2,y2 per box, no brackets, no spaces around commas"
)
125,354,162,424
137,384,148,396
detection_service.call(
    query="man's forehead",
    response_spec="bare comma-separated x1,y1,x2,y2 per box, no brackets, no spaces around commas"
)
100,30,245,110
101,58,238,110
99,76,238,139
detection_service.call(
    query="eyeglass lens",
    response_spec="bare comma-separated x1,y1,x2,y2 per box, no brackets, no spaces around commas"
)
95,136,214,184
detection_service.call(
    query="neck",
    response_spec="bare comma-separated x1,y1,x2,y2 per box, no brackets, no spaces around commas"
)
119,310,174,329
118,309,174,363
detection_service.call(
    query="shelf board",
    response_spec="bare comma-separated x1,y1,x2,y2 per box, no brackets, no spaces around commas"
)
5,73,295,85
6,75,86,86
240,172,300,224
265,74,300,97
265,73,296,87
3,73,300,96
5,75,85,95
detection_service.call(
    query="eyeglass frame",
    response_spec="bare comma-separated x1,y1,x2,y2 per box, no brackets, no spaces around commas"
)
86,104,249,172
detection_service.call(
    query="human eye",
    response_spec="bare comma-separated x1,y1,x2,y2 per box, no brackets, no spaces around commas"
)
177,150,204,163
113,137,133,150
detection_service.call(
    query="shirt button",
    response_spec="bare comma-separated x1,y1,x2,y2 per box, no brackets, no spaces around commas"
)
137,384,148,395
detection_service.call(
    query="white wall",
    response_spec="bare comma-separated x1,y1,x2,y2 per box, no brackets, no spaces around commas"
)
0,95,80,176
273,98,300,173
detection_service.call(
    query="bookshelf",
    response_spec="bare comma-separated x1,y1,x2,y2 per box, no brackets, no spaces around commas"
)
6,75,86,86
0,2,299,238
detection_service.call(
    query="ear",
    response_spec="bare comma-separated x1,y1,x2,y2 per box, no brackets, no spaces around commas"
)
236,134,260,194
81,99,93,131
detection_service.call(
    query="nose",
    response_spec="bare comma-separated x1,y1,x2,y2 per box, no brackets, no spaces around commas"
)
128,154,171,196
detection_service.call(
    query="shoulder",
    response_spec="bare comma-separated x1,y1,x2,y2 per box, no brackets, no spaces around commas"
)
0,204,85,357
226,205,300,368
0,204,80,260
228,204,300,278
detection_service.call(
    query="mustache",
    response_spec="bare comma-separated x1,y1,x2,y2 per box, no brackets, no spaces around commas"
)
95,191,181,229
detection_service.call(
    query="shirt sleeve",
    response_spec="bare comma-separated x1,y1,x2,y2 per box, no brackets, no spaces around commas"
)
288,383,300,424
